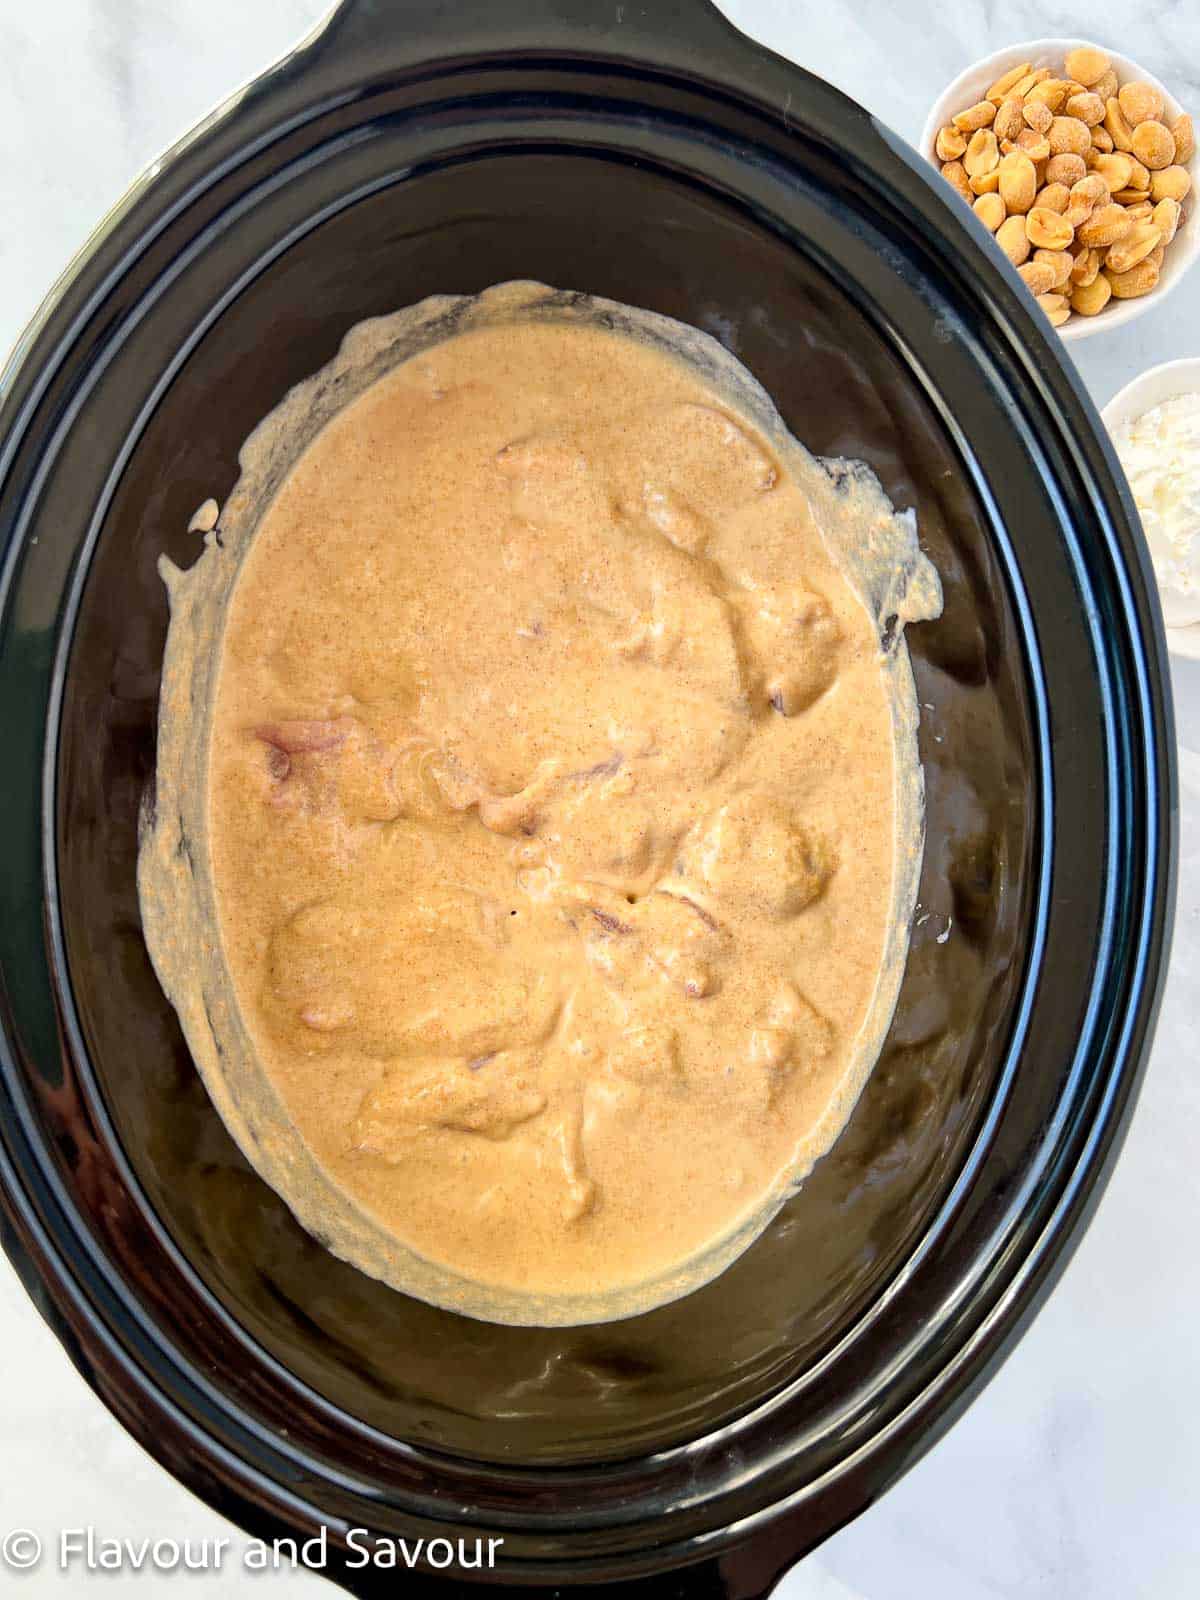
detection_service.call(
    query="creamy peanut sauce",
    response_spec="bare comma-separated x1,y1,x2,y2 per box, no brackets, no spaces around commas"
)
139,283,941,1325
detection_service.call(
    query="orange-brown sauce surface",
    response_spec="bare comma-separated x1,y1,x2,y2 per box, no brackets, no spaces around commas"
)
202,316,904,1303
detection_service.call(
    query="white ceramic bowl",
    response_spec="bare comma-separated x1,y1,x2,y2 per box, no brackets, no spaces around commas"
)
1102,358,1200,660
920,38,1197,344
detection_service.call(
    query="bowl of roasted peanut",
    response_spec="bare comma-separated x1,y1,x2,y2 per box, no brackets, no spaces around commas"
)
921,40,1196,339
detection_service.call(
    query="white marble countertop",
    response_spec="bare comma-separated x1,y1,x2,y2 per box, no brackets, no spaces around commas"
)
1,3,1197,1595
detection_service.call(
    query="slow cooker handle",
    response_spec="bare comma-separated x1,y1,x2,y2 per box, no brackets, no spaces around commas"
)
313,0,751,73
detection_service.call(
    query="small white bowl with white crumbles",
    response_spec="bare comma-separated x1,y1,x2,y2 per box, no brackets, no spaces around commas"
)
1104,358,1200,659
921,40,1197,342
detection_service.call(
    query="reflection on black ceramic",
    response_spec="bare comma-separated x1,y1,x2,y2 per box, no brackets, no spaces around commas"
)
0,0,1174,1596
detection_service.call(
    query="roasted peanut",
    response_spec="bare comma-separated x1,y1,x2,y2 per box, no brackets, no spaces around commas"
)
974,192,1007,232
1070,274,1113,315
1036,182,1072,213
1010,68,1051,100
936,124,968,161
970,169,1002,195
1072,170,1110,206
1077,202,1135,247
941,160,972,202
996,213,1031,265
964,128,1001,178
998,151,1038,213
1018,259,1058,295
1153,196,1182,244
1036,291,1070,326
1064,46,1110,88
1150,164,1192,203
1111,187,1150,206
1034,246,1075,288
1022,99,1054,135
1025,206,1075,250
1171,112,1195,164
1093,67,1120,104
1048,115,1092,156
1065,92,1105,127
1105,257,1160,298
953,100,997,133
1016,128,1052,162
1094,152,1133,192
993,95,1025,142
1124,201,1155,222
1118,80,1165,127
1065,172,1109,226
1029,78,1071,113
1070,245,1103,287
987,61,1034,102
1106,223,1163,273
1104,98,1135,152
1126,155,1152,190
1045,152,1088,187
1091,124,1115,153
1131,120,1176,170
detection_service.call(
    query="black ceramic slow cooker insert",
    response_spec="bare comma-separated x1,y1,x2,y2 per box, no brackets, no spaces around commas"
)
0,1,1176,1595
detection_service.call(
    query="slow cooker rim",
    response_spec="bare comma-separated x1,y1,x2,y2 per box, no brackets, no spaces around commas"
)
0,0,1184,1574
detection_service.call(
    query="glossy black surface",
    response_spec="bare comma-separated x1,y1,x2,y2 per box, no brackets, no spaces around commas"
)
0,0,1175,1595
